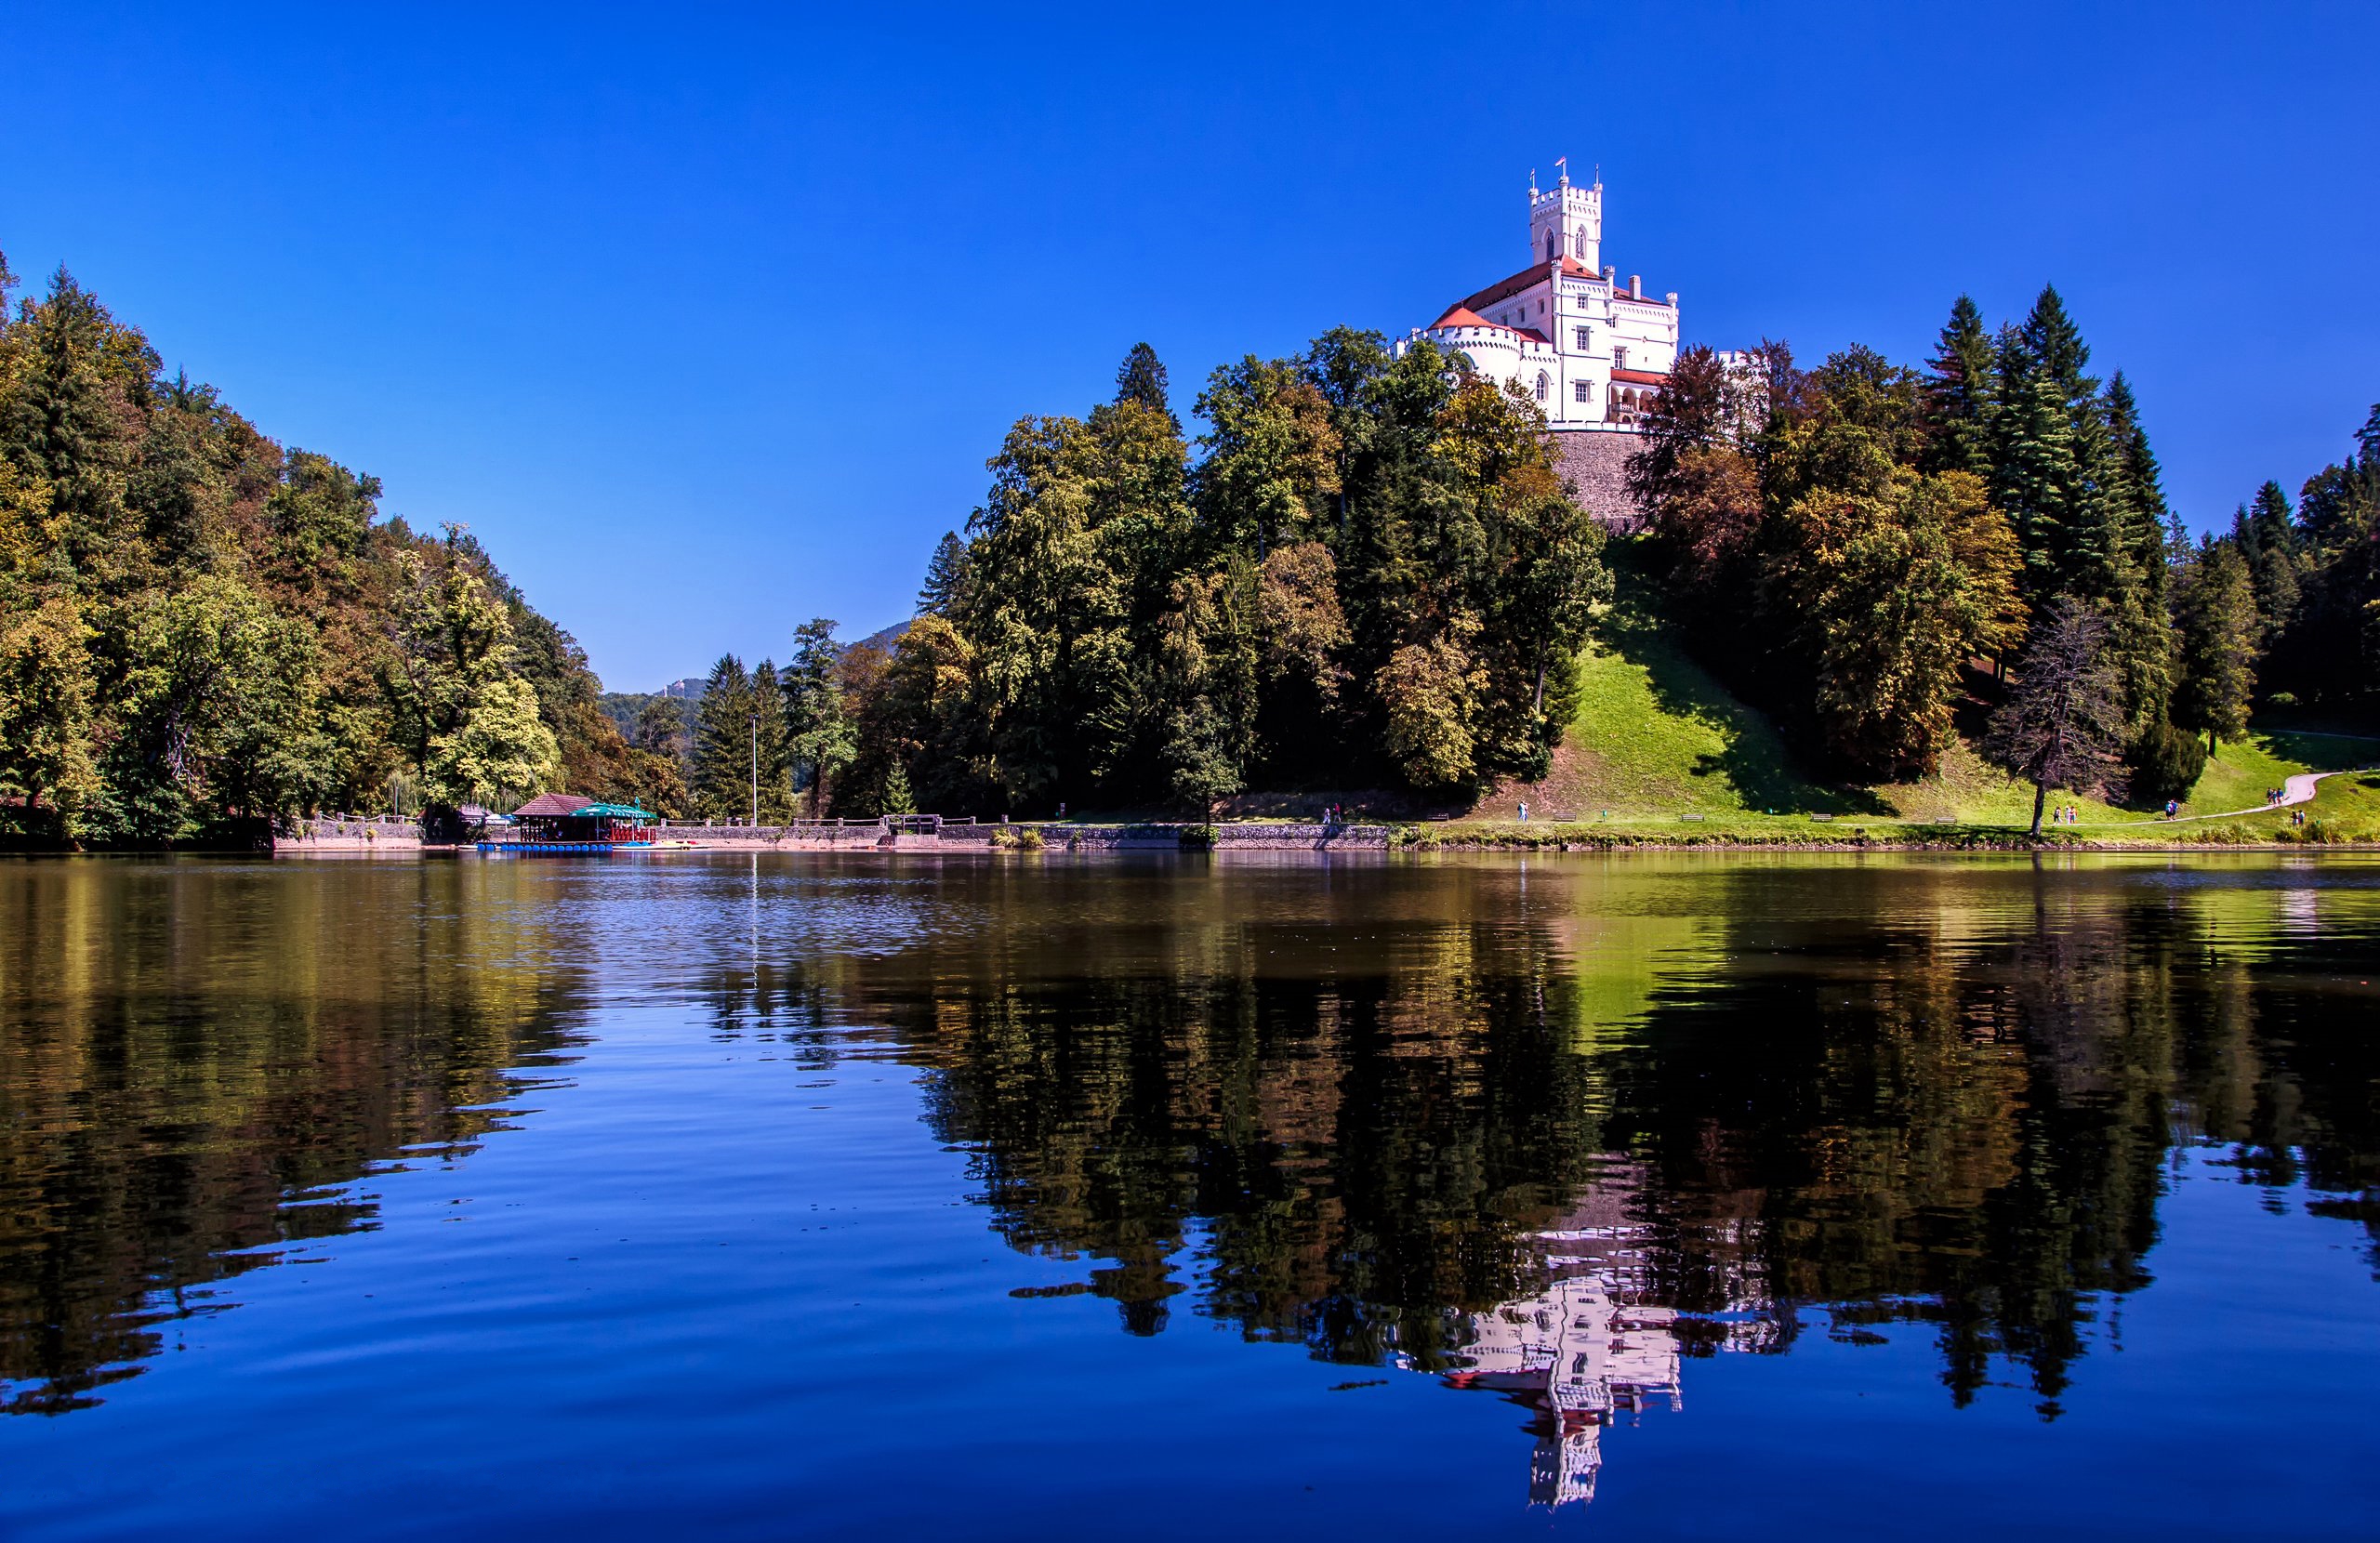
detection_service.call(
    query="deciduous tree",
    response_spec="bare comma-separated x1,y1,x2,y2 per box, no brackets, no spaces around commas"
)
1986,598,2129,836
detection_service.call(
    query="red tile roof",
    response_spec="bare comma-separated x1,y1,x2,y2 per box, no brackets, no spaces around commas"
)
1424,308,1557,350
1459,256,1602,312
1611,368,1670,385
1449,257,1673,326
512,792,594,817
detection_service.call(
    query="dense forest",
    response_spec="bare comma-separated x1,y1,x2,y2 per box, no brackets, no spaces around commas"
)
1626,287,2378,810
5,252,2374,841
678,336,1610,822
677,296,2377,824
0,257,683,845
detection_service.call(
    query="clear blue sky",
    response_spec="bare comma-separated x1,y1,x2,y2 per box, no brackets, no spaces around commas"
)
6,3,2374,691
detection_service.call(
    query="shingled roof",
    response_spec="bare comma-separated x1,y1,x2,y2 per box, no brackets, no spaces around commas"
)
512,792,594,818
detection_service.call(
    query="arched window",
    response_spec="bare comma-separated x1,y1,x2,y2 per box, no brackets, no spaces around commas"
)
1535,372,1550,402
1543,229,1557,260
1574,227,1589,258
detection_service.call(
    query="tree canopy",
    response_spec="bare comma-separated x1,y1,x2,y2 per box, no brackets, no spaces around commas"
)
0,259,664,843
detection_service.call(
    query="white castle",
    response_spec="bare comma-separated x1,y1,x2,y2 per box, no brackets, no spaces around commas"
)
1396,164,1682,432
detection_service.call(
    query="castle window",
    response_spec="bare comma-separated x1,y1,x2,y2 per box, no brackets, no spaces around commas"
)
1574,326,1590,350
1534,372,1549,402
1614,346,1630,370
1574,228,1590,258
1573,380,1591,402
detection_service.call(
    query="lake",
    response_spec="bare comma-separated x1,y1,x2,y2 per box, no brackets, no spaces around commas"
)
1,851,2375,1538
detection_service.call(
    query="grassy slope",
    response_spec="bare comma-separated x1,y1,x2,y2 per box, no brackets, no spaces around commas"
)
1471,583,2380,842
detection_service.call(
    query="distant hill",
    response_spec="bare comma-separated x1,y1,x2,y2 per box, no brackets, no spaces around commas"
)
853,620,909,655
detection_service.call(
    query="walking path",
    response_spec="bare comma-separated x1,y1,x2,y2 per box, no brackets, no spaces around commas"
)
2077,770,2358,829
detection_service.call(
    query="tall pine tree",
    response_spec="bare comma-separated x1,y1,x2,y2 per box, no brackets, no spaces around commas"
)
783,619,853,817
2231,481,2302,640
2101,372,2170,596
692,653,755,820
748,659,794,821
1921,295,1995,479
2172,541,2260,751
917,531,969,615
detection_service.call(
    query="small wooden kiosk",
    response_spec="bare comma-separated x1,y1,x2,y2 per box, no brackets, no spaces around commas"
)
494,794,659,852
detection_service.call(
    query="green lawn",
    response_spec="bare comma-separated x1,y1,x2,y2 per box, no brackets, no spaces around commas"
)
1465,577,2380,844
1482,582,1854,822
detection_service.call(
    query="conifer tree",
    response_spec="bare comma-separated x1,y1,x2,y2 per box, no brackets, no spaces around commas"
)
2270,403,2380,706
2,270,151,595
692,653,754,820
879,759,915,816
2017,284,2096,406
783,618,853,817
1920,295,1995,479
917,531,969,615
2232,481,2302,639
2058,402,2128,603
748,659,794,821
2101,372,2170,594
2172,541,2259,751
1114,342,1178,432
1991,365,2080,602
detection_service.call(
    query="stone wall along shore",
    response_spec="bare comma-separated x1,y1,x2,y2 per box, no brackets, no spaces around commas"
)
278,818,1395,854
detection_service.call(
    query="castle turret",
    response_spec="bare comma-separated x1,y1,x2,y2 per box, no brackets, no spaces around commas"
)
1529,168,1601,270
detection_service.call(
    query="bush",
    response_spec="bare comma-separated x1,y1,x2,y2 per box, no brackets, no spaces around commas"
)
2128,719,2208,806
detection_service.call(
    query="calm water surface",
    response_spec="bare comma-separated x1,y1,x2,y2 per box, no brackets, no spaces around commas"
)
1,851,2375,1538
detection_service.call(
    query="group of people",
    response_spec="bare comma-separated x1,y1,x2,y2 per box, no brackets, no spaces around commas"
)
2047,804,2084,825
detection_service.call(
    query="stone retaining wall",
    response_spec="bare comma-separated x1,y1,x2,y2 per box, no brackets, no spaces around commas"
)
281,818,1392,855
656,824,891,849
1040,823,1389,851
1552,429,1646,534
276,817,422,852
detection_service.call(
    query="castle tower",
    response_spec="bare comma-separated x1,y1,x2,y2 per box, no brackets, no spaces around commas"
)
1528,168,1601,270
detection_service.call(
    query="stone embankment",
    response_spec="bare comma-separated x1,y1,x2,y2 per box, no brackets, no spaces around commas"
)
276,817,1394,854
613,820,1393,852
274,815,423,852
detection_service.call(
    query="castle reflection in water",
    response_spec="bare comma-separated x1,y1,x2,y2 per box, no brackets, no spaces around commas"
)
1420,1169,1772,1510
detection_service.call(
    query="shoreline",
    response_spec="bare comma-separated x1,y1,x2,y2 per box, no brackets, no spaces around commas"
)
13,816,2373,859
265,818,2378,857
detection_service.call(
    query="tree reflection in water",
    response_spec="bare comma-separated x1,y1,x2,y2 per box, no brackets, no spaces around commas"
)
0,860,589,1415
1,852,2373,1516
773,856,2380,1506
